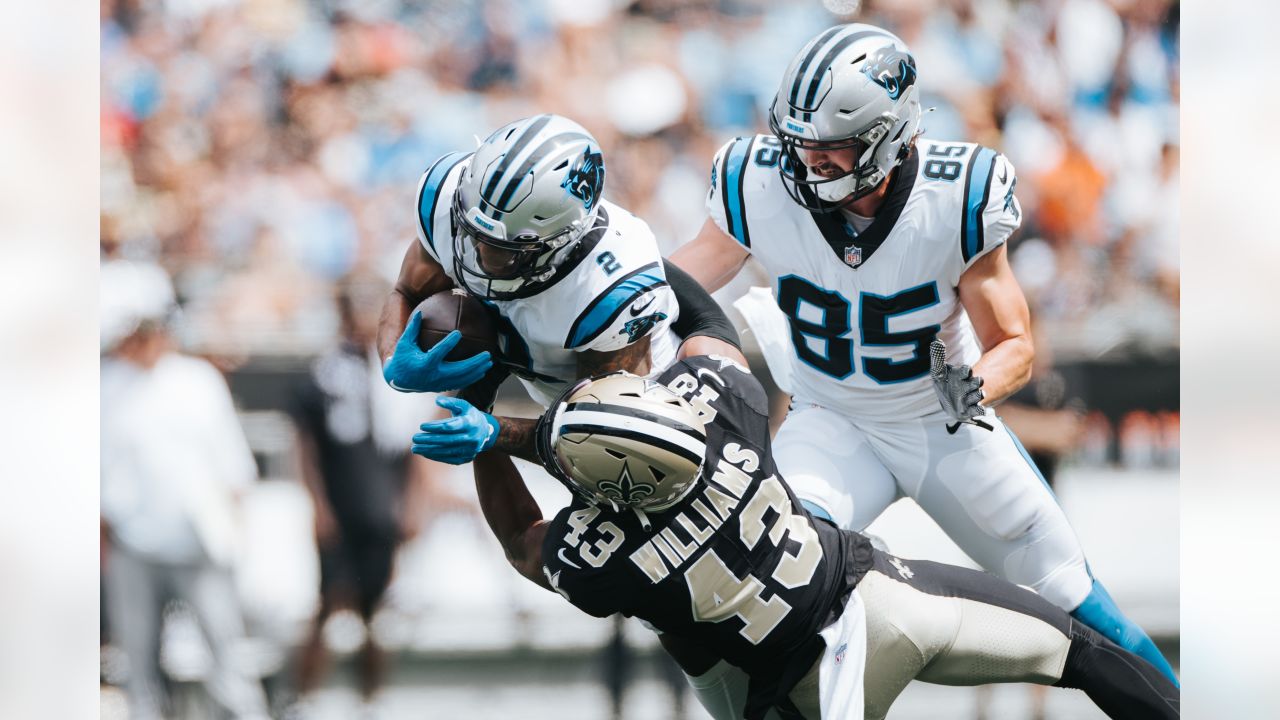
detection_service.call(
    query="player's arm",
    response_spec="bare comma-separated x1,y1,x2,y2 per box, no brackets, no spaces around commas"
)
471,451,552,589
375,240,455,364
378,240,492,393
668,217,750,293
957,243,1034,405
456,337,655,466
669,138,756,293
664,258,748,366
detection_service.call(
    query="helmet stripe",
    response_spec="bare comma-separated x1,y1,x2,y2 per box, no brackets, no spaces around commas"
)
480,113,552,214
558,413,706,466
492,131,593,215
565,401,706,441
788,26,844,112
800,29,894,121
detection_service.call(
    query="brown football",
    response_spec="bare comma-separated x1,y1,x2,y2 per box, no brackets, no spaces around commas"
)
414,289,500,361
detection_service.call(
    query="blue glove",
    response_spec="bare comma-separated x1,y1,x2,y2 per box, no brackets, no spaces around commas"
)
411,396,500,465
383,311,493,393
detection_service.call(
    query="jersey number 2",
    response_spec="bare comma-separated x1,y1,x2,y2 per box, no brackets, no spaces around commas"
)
777,276,941,383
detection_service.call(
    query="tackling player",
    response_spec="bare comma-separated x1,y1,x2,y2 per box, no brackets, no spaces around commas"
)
669,23,1177,685
421,335,1179,719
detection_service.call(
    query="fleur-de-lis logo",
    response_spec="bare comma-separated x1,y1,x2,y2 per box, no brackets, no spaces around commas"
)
597,462,656,506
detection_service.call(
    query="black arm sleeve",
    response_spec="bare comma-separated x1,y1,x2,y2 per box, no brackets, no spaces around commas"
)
662,258,742,350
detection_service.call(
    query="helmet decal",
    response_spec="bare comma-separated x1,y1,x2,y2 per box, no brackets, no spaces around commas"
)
598,462,656,506
561,146,605,210
862,46,917,101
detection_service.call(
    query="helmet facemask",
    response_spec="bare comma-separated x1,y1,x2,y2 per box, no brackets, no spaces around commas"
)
450,188,594,300
770,104,901,213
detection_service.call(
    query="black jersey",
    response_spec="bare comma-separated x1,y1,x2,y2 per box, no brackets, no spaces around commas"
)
541,355,874,718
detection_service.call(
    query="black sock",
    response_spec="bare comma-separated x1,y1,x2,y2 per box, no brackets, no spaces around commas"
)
1055,619,1180,719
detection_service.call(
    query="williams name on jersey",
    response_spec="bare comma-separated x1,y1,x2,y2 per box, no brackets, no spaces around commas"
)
708,135,1022,421
541,356,874,718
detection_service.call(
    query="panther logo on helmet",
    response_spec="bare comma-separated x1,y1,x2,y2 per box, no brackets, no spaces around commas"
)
862,46,917,101
561,147,605,210
598,463,656,505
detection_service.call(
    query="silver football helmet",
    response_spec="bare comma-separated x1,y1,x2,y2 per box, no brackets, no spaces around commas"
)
768,24,922,211
545,373,708,513
452,114,605,299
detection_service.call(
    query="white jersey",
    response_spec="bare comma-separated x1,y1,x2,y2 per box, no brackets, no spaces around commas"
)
708,135,1021,421
416,152,681,407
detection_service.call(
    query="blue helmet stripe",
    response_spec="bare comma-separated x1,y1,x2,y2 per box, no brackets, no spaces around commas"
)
492,131,593,214
961,147,998,263
417,151,471,254
789,26,844,112
564,262,667,349
723,137,754,248
481,114,553,217
800,29,894,122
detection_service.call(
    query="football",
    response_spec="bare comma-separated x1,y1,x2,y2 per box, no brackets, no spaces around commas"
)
414,289,500,361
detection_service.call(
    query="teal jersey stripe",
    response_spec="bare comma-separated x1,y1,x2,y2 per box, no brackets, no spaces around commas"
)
417,152,470,253
565,262,667,349
722,137,754,247
961,147,998,263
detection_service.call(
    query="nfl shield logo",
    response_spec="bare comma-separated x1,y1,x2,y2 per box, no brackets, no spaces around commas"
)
843,245,862,267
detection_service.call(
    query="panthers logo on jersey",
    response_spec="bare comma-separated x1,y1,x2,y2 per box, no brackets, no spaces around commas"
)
562,147,604,210
621,312,668,343
862,46,917,101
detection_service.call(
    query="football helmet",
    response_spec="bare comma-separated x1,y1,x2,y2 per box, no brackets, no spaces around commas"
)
452,114,605,299
544,373,707,513
768,23,922,211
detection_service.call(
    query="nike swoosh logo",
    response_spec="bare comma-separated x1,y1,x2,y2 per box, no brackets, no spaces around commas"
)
388,379,414,392
997,163,1008,185
629,296,656,316
557,547,582,569
695,367,724,386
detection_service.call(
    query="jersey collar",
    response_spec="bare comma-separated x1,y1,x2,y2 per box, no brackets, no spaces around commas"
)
803,148,918,270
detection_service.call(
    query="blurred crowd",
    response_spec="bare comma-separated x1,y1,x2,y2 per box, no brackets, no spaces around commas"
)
99,1,1180,715
101,0,1180,363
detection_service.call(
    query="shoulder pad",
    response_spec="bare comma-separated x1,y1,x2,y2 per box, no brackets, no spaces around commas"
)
416,151,472,256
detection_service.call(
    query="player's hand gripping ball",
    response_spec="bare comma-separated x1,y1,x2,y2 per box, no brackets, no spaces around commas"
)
383,290,499,393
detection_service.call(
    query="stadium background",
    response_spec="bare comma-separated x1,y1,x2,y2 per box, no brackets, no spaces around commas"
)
99,0,1180,718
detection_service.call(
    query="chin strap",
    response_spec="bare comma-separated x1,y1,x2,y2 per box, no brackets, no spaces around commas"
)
632,507,653,531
